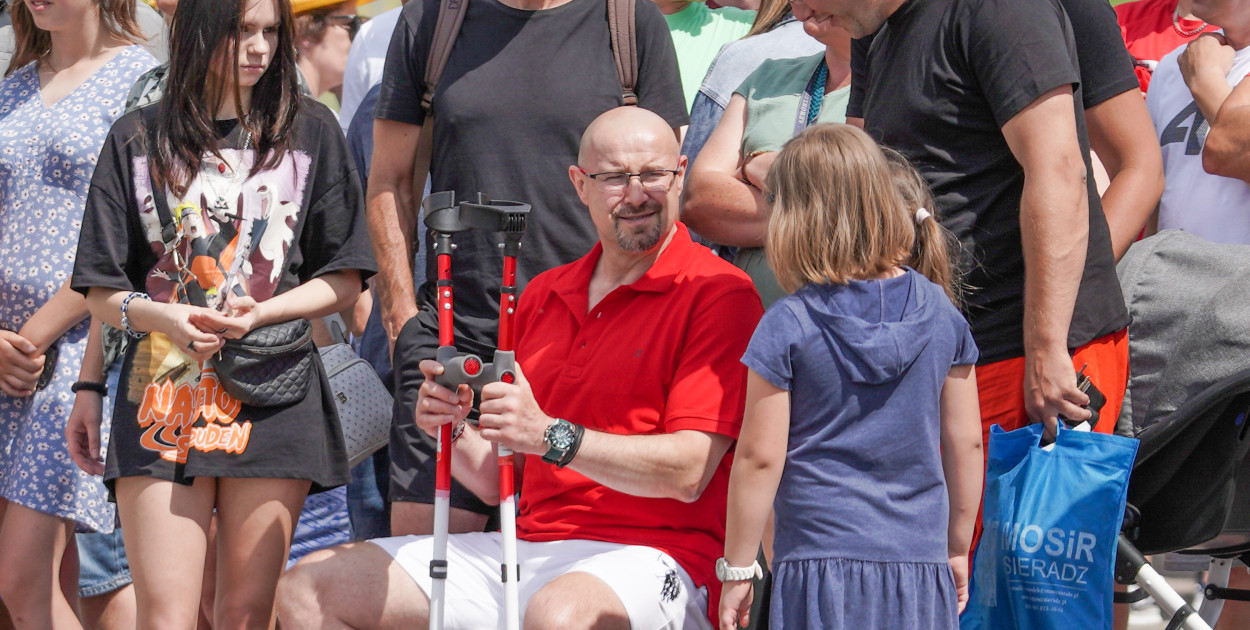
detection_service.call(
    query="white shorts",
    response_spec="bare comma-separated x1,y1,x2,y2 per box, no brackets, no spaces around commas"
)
370,532,711,630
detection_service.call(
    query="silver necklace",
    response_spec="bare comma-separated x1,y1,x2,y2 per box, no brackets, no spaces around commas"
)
199,128,253,214
1173,2,1208,38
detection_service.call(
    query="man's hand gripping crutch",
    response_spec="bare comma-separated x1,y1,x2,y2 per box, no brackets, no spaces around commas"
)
418,191,529,630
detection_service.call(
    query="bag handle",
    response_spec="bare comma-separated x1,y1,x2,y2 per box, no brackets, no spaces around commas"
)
421,0,470,116
323,313,351,346
608,0,638,106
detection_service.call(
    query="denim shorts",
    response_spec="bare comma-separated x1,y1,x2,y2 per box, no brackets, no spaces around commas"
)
287,486,352,569
77,527,132,598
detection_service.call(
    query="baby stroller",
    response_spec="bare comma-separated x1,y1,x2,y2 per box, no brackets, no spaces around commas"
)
1113,231,1250,629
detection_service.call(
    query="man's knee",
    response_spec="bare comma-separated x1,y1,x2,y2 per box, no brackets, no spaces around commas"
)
276,548,341,627
523,574,630,630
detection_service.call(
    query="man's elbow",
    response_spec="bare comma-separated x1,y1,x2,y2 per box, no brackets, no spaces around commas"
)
672,474,709,504
1201,132,1246,179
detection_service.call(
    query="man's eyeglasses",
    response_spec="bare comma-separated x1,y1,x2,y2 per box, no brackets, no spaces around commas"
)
578,167,680,191
325,14,365,40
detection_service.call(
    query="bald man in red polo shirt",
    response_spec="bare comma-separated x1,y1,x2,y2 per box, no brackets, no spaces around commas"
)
277,107,763,630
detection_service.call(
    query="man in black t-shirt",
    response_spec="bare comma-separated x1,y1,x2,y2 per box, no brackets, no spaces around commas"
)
368,0,687,537
814,0,1131,442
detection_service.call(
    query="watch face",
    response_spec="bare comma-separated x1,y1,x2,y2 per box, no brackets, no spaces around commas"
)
547,423,575,450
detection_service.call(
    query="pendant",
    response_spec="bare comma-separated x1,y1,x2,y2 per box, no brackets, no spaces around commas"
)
218,162,227,175
214,196,229,211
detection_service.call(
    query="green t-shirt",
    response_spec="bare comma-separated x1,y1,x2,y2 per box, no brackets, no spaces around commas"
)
733,51,850,309
736,52,850,154
664,1,755,111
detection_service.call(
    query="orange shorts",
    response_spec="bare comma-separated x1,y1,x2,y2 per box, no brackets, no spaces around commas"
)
970,329,1129,552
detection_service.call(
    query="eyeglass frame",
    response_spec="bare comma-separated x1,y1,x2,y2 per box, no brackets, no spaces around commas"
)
323,14,365,40
576,166,682,191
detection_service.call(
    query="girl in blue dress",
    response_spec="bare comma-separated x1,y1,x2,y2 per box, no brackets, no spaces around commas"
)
718,124,985,630
0,1,156,627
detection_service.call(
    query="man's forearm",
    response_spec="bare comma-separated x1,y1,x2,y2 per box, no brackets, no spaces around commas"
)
366,186,420,343
1202,80,1250,182
1020,160,1088,355
565,429,732,503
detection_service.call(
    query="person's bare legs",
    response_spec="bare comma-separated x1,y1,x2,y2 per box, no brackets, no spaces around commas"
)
0,500,82,629
524,572,630,630
212,477,309,630
116,476,216,630
390,501,486,536
79,584,137,630
199,515,218,628
276,542,429,629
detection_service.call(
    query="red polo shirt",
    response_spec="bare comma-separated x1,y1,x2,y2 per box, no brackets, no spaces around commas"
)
514,223,763,618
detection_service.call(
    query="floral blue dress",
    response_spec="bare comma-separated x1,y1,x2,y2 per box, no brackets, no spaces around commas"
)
0,46,157,532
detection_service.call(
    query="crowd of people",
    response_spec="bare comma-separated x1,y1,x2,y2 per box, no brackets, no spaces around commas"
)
0,0,1247,628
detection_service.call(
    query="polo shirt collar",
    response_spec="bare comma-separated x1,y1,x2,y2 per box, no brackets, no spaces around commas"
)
549,223,697,315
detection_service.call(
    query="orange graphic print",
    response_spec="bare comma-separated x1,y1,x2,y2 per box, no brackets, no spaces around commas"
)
136,367,250,463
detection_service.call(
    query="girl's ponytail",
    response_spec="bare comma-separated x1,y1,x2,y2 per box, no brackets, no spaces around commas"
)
880,148,964,304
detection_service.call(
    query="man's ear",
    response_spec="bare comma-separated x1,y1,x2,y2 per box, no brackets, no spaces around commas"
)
569,165,590,205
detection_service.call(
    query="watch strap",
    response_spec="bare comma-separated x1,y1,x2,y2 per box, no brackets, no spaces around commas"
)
71,380,108,396
715,558,763,582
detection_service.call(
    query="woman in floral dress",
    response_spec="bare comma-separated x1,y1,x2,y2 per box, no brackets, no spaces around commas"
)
0,0,155,627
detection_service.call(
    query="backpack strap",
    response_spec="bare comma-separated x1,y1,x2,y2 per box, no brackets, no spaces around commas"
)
422,0,470,116
607,0,639,106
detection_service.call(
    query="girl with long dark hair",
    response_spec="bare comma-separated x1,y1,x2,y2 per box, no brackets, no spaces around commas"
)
0,0,156,627
70,0,374,626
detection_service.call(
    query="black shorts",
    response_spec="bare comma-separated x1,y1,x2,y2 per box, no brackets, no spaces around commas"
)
389,308,496,516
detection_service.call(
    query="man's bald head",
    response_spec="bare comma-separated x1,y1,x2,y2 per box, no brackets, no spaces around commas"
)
578,107,679,166
570,107,686,257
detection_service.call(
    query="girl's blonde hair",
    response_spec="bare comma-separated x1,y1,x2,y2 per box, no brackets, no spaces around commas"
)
880,146,963,303
765,124,959,301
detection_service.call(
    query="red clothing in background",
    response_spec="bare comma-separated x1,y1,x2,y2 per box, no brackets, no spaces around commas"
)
1116,0,1219,93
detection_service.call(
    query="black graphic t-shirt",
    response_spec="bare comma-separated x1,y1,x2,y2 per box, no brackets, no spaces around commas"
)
73,99,376,485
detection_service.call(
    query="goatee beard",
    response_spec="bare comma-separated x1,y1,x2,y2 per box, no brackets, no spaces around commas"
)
613,200,665,252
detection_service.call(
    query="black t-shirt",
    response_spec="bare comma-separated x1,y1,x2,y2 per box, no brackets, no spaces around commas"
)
849,0,1139,117
74,100,375,302
70,99,376,486
375,0,688,346
848,0,1129,364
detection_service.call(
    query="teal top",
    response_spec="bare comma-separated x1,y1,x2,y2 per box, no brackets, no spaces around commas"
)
736,52,850,154
664,1,755,111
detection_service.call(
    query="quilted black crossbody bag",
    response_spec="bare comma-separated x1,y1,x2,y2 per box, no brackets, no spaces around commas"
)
214,318,315,407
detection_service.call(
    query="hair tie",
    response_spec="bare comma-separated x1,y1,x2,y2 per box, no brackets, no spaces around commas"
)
915,207,932,224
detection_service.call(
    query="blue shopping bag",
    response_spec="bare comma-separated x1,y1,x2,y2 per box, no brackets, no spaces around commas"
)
961,423,1138,630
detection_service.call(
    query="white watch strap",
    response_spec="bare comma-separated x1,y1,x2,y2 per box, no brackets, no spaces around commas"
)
716,558,763,582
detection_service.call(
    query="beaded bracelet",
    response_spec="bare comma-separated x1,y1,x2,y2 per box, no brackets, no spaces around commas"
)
120,292,150,339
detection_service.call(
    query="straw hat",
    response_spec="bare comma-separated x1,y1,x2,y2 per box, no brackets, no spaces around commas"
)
291,0,367,15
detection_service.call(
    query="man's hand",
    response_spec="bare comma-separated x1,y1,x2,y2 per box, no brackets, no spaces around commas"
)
0,330,44,397
477,363,551,455
1023,345,1089,437
1180,33,1235,91
414,359,473,437
718,579,754,630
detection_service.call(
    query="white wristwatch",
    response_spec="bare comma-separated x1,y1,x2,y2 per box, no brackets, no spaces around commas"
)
715,558,764,582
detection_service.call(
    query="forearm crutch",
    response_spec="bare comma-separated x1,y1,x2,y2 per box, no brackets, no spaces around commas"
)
423,192,530,630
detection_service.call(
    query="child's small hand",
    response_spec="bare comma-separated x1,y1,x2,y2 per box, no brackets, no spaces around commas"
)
949,552,970,613
719,579,754,630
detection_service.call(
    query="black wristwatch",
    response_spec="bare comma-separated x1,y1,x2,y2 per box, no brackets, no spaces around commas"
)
542,418,584,468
